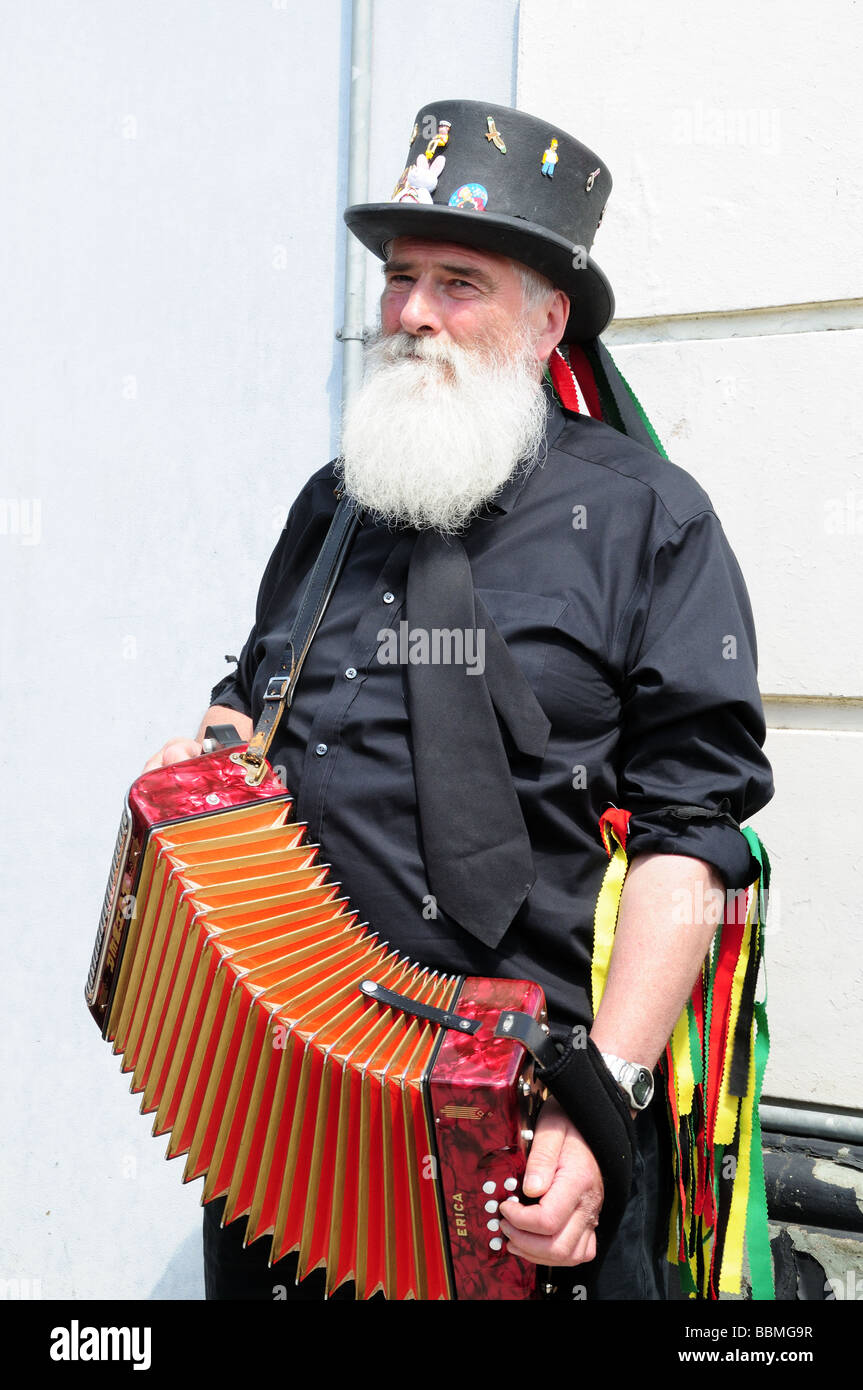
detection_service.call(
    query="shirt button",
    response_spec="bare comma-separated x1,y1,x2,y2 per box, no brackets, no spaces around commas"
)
344,667,357,680
314,742,328,757
382,591,395,604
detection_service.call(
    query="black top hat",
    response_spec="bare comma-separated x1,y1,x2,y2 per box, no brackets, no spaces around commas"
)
344,99,614,343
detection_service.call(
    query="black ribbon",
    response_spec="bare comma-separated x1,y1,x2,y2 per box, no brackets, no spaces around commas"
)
406,530,550,948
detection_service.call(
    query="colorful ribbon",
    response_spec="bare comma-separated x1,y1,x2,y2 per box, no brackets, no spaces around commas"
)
593,810,774,1300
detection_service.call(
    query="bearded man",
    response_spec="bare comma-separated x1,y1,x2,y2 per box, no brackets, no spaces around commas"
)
146,101,773,1301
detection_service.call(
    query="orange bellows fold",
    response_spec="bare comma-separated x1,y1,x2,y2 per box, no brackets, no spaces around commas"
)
103,797,454,1300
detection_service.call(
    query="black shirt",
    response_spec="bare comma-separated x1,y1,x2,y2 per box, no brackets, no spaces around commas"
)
210,398,773,1036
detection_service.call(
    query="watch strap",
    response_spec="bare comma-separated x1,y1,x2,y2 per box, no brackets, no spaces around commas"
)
600,1052,654,1110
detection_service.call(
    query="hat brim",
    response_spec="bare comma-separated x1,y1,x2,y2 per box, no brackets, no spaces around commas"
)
344,201,614,343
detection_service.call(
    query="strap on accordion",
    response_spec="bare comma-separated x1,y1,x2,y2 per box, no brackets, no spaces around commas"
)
234,494,361,783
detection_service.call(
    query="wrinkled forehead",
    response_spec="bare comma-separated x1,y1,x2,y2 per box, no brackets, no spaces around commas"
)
382,235,523,279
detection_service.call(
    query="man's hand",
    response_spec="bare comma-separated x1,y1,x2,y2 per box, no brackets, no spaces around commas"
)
498,1097,603,1267
142,706,253,774
142,738,203,773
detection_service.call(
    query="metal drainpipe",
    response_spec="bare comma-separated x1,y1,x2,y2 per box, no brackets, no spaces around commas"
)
339,0,373,413
760,1103,863,1146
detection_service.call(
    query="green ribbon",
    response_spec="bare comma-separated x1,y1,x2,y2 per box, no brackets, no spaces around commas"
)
741,827,775,1300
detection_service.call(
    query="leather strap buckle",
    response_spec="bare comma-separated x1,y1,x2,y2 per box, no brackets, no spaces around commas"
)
264,676,290,702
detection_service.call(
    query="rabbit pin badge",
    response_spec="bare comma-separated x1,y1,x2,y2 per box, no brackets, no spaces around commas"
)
392,152,447,204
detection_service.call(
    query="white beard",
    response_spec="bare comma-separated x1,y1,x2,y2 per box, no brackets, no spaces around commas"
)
336,327,549,533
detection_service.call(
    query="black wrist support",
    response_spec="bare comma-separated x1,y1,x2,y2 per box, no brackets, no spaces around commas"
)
494,1013,636,1254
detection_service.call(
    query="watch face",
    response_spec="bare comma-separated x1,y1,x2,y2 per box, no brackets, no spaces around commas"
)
632,1067,653,1107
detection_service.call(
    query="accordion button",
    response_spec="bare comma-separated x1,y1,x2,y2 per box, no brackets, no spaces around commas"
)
487,1219,500,1231
482,1181,497,1195
484,1199,499,1214
489,1238,503,1251
504,1177,518,1192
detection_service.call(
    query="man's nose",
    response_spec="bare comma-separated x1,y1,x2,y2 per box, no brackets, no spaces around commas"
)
399,279,441,336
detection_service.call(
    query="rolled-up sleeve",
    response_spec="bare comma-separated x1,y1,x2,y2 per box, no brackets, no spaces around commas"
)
209,654,255,719
614,509,773,888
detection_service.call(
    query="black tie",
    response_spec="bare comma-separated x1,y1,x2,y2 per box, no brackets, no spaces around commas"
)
405,529,551,948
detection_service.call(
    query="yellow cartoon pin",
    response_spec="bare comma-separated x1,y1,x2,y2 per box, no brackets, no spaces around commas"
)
425,118,451,160
541,137,559,177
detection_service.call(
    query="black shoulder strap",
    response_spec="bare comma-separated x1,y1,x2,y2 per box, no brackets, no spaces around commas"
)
235,494,360,781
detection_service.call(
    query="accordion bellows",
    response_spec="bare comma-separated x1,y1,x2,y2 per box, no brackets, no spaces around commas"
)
87,750,544,1300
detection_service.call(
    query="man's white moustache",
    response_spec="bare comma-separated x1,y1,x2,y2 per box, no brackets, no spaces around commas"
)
375,334,462,364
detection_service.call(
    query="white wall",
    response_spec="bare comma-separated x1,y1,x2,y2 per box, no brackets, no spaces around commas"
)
518,0,863,1110
0,0,516,1302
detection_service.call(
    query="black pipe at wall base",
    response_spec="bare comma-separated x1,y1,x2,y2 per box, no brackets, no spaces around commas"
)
762,1132,863,1233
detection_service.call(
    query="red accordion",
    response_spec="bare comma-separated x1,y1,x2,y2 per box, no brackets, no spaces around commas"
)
87,748,546,1300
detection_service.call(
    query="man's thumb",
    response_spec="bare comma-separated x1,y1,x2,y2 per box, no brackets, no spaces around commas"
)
521,1119,564,1199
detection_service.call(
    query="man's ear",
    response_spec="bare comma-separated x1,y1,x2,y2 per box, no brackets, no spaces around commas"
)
536,290,570,364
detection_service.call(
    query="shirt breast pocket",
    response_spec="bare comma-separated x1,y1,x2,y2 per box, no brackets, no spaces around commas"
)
474,588,568,692
476,588,621,739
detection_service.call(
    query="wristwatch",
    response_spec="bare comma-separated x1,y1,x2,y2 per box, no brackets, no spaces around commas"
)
599,1053,654,1111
